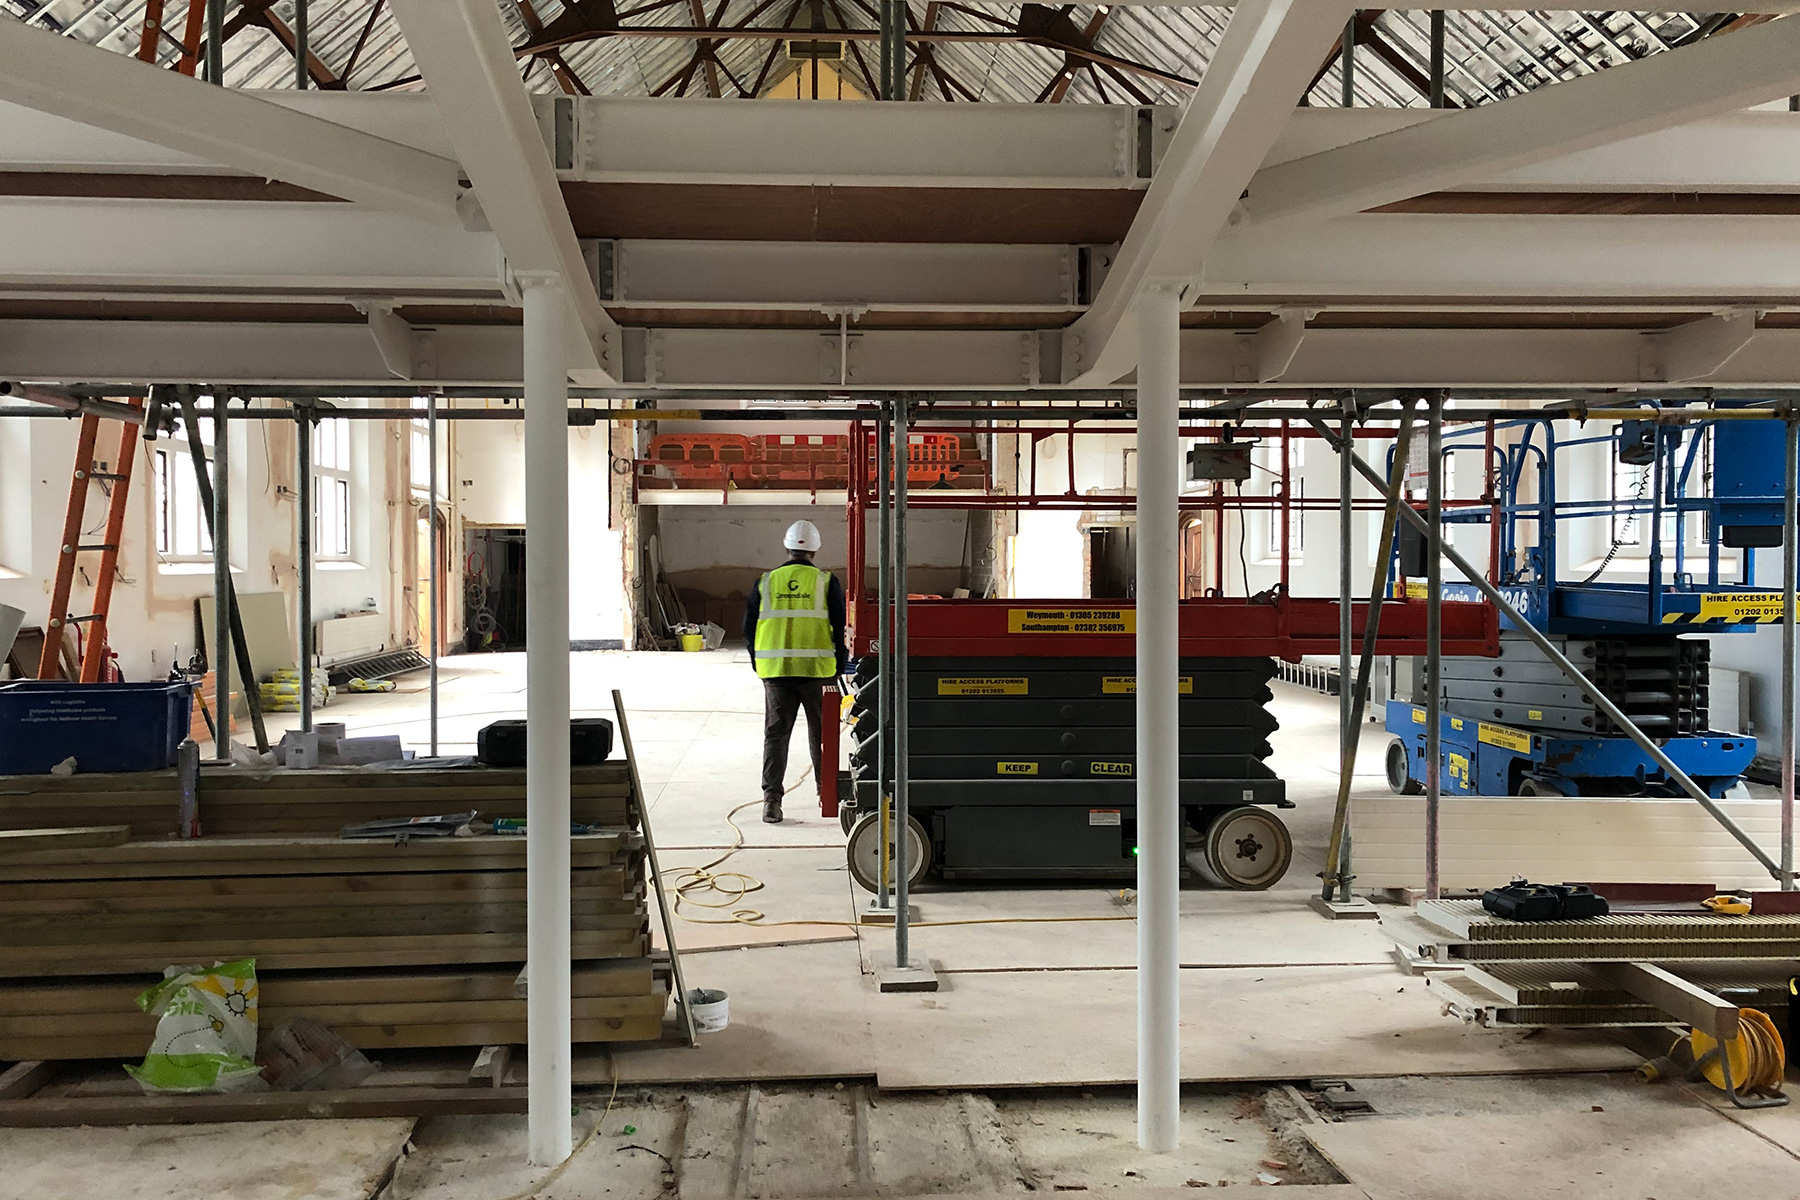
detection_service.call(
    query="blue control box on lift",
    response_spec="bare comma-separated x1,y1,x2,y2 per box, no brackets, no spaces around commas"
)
1713,419,1790,546
1383,700,1754,799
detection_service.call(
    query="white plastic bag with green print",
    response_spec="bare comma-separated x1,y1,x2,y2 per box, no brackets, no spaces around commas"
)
124,958,264,1093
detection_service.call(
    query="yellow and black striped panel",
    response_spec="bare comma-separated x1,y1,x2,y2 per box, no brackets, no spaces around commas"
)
1661,592,1787,625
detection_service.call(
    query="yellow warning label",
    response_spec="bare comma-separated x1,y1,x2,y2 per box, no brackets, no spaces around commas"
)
1527,708,1543,722
1448,752,1470,782
1450,717,1465,731
1412,707,1427,725
1090,761,1133,776
1008,608,1134,635
937,677,1028,696
1478,722,1532,754
1101,676,1194,695
1400,580,1428,599
1697,592,1787,623
996,761,1039,776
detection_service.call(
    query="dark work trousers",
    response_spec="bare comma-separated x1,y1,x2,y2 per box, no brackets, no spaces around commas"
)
762,677,825,802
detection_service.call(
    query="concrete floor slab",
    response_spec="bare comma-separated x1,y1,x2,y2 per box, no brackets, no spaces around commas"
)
601,941,879,1085
852,884,1393,973
866,965,1639,1090
1306,1104,1800,1200
0,1117,413,1200
654,845,860,954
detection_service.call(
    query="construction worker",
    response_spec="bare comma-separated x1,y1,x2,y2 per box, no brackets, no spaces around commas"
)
744,519,848,824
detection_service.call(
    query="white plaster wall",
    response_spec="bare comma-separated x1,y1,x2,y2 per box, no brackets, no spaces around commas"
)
0,410,397,682
452,419,626,644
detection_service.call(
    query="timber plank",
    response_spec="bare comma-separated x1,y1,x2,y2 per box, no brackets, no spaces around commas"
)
0,1060,55,1100
0,1084,535,1126
1,990,667,1038
0,959,656,1015
0,827,131,855
0,868,641,905
0,932,648,977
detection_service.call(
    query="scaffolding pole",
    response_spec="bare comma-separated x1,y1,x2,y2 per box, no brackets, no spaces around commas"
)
1336,398,1354,903
1784,416,1797,890
212,398,232,762
1424,393,1444,899
1316,399,1419,902
428,392,440,757
876,406,892,910
1328,425,1791,884
893,395,913,967
297,405,314,734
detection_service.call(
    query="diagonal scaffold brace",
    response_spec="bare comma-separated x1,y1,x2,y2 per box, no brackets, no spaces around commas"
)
174,386,271,754
1312,394,1421,903
1307,405,1792,886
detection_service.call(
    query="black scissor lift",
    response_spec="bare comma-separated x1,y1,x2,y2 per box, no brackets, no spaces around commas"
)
841,656,1294,888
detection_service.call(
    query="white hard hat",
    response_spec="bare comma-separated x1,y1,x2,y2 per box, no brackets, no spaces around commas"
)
783,519,823,552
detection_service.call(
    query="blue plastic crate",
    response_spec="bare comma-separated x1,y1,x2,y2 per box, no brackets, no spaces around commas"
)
0,681,195,775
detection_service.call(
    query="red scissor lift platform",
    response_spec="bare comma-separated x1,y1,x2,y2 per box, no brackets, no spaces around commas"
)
830,420,1498,890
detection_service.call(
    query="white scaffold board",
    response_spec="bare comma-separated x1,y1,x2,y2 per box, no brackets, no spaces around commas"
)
1349,795,1783,891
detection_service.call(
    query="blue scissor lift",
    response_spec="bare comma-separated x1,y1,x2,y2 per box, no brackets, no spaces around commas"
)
1384,405,1787,799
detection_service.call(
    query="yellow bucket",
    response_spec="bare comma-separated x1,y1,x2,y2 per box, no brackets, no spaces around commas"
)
680,633,705,652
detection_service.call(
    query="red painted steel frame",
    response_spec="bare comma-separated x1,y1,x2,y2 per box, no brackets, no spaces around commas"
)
843,419,1500,662
819,681,841,818
855,597,1495,660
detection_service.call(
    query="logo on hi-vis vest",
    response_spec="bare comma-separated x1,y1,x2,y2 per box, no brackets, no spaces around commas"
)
785,578,803,593
1090,761,1133,776
996,761,1039,776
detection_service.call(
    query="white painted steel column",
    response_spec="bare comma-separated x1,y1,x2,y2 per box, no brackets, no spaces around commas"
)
523,277,573,1167
1135,283,1182,1153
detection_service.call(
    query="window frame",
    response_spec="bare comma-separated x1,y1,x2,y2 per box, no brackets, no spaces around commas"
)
312,417,354,562
151,415,215,565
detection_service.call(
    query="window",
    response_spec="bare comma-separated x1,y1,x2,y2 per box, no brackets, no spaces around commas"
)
1609,427,1712,548
152,415,214,562
1258,435,1304,558
313,418,352,559
410,410,433,496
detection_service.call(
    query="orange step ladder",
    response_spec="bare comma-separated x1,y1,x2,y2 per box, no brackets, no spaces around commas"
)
39,401,144,682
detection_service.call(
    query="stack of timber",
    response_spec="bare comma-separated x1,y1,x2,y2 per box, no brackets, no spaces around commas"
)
0,764,665,1061
1385,898,1795,1030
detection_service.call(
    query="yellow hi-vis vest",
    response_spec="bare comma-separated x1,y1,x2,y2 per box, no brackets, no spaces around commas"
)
753,562,837,679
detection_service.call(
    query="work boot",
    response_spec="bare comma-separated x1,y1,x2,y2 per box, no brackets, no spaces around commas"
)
762,799,784,825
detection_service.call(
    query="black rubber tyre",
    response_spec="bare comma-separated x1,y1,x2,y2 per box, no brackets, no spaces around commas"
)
1387,739,1423,795
845,812,932,892
839,803,859,837
1192,806,1293,891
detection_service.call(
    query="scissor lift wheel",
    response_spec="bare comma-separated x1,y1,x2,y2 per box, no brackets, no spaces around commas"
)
1192,806,1292,891
845,812,932,892
1386,739,1422,795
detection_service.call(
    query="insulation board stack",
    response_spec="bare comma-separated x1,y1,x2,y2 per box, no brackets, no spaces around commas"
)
1384,898,1796,1029
847,655,1285,878
0,764,664,1060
